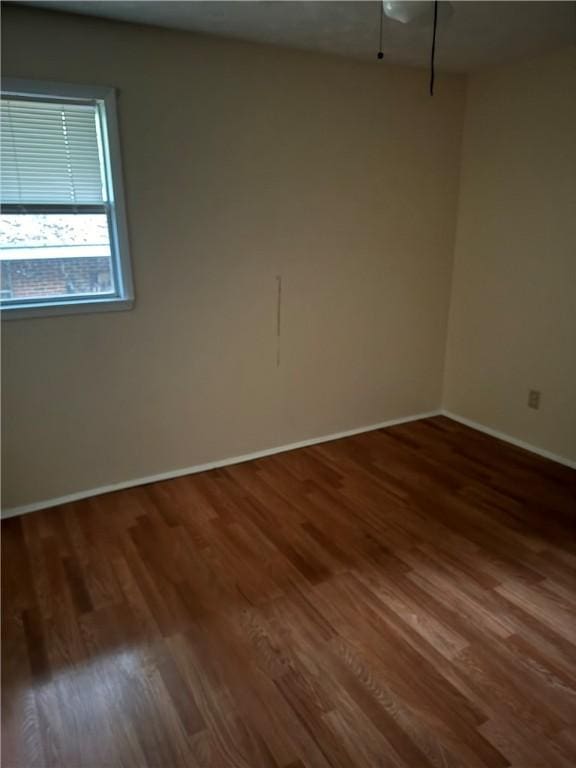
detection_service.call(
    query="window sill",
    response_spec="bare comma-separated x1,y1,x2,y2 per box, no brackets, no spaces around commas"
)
0,297,134,320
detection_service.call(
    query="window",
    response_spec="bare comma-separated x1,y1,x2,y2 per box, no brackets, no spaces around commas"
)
0,79,133,318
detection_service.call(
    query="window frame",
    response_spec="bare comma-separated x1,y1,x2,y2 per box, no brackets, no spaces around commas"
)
1,78,134,319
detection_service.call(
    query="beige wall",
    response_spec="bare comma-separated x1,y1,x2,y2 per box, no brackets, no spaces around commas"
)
444,47,576,463
1,7,465,509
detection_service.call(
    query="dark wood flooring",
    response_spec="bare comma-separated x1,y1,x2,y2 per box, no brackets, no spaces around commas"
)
2,415,576,767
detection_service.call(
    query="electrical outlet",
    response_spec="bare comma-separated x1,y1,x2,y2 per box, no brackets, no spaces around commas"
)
528,390,541,410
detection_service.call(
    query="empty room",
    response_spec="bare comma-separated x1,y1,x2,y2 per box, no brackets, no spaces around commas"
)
1,1,575,766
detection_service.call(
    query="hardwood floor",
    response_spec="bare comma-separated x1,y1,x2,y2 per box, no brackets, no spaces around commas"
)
2,415,576,768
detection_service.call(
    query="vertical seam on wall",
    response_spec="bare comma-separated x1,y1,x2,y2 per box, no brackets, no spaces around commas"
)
276,274,282,367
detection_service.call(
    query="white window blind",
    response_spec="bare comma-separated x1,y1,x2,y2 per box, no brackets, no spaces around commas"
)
1,98,106,207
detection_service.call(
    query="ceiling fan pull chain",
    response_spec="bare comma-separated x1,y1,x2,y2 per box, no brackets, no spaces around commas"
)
377,0,384,60
430,0,439,95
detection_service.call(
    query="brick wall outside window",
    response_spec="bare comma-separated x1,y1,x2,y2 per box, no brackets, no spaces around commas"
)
1,257,113,300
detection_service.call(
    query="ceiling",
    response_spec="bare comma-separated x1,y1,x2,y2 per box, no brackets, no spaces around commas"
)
14,1,576,72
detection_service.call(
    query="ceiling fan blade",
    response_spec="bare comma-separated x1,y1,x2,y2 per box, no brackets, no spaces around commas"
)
383,1,454,27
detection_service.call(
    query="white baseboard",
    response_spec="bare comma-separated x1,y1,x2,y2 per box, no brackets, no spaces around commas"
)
2,409,441,520
441,410,576,470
